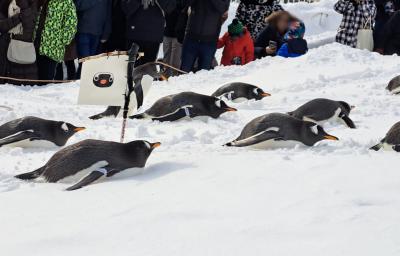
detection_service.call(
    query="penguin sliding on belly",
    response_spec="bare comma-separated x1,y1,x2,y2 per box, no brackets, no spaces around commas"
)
15,139,161,191
288,98,356,128
225,113,339,148
89,62,168,120
130,92,237,122
212,82,271,103
370,122,400,152
0,116,85,148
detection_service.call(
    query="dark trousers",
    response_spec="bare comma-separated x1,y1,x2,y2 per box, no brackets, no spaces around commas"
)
37,55,58,80
76,33,101,78
55,60,77,80
127,40,160,67
181,39,217,73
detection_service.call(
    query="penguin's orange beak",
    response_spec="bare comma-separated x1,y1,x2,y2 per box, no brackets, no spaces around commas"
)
260,92,271,97
74,127,86,132
324,135,339,141
224,107,237,112
151,142,161,149
100,79,108,85
160,75,168,81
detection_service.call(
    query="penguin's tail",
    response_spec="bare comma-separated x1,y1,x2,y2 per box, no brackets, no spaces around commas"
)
370,142,383,151
130,113,145,120
15,167,45,180
224,141,235,147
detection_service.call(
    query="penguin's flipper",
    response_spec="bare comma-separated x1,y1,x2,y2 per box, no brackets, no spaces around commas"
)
65,169,108,191
89,106,121,120
0,131,40,147
152,106,195,122
341,115,356,129
15,167,45,180
225,131,283,147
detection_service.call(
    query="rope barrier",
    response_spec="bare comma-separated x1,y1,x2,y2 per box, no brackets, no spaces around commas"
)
0,61,188,85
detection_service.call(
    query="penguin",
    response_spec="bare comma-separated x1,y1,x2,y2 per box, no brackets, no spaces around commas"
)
0,116,85,148
15,139,161,191
211,82,271,103
288,98,356,129
130,92,237,122
370,122,400,152
89,62,168,120
225,113,339,148
386,75,400,94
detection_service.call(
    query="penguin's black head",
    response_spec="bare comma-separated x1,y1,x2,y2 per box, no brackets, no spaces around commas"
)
338,101,354,114
125,140,161,166
252,87,271,100
53,122,86,146
93,73,114,88
208,98,237,118
133,63,168,81
304,122,339,145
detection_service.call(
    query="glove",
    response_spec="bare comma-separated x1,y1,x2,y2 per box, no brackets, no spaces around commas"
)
16,0,29,10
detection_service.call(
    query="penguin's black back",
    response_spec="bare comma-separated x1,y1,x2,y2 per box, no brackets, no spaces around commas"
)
385,122,400,144
387,75,400,93
40,139,151,182
146,92,216,117
289,98,345,121
212,82,259,98
0,116,55,139
236,113,309,142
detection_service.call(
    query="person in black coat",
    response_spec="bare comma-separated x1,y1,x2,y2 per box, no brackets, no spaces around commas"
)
254,10,291,59
379,10,400,55
104,0,126,52
121,0,176,66
180,0,230,72
374,0,400,52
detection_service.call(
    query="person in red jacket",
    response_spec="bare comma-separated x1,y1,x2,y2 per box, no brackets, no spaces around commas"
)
218,19,254,66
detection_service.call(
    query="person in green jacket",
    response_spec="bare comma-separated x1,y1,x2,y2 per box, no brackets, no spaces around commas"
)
35,0,77,81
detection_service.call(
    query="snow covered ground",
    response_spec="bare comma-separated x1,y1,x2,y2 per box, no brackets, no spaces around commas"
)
1,43,400,256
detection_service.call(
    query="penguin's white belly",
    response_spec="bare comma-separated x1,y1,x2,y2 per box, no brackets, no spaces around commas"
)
382,143,396,151
58,161,109,184
231,97,249,103
250,139,303,149
6,139,57,148
390,86,400,94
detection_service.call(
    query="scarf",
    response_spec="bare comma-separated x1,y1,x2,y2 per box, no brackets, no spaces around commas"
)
142,0,155,9
8,0,23,35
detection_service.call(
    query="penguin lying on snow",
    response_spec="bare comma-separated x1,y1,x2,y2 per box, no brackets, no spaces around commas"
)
225,113,338,148
288,98,356,128
370,122,400,152
130,92,237,122
89,62,168,120
15,139,161,191
212,82,271,103
0,117,85,148
386,75,400,94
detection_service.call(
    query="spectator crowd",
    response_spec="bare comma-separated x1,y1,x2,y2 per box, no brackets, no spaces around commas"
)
0,0,399,85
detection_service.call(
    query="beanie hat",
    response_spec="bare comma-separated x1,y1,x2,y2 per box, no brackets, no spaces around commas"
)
284,21,306,40
228,19,244,37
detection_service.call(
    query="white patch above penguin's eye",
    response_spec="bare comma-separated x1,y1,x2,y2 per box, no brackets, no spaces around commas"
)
253,88,259,95
310,125,319,135
144,141,151,149
215,100,222,108
61,123,69,132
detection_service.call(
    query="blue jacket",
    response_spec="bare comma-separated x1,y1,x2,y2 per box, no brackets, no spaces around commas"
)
277,38,308,58
75,0,112,39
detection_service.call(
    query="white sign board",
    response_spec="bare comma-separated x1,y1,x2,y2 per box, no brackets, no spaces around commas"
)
78,55,128,106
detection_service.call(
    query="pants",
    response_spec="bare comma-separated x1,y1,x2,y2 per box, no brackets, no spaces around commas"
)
127,40,160,67
55,60,77,80
37,55,58,81
77,33,101,58
163,36,182,76
181,39,217,73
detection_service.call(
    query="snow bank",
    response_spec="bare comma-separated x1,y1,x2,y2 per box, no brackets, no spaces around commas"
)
1,43,400,256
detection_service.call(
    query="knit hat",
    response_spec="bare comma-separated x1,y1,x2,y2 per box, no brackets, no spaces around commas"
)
228,19,244,37
284,21,306,40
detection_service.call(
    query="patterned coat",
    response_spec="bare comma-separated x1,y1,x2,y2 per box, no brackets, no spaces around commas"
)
37,0,77,62
334,0,377,48
235,0,283,39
